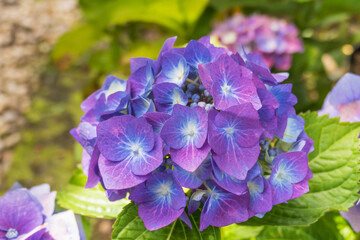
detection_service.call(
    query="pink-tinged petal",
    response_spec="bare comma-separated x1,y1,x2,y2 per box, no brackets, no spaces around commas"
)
130,133,163,176
138,200,184,231
98,155,149,190
212,144,259,180
198,62,214,95
171,141,211,172
29,184,56,217
45,210,81,240
291,169,312,199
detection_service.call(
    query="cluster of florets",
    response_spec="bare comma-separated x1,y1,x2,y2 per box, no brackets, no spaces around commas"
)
71,36,313,231
211,14,303,70
0,183,83,240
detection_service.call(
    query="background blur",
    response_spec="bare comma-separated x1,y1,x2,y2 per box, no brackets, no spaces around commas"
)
0,0,359,239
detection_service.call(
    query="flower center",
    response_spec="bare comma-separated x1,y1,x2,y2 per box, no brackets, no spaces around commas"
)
247,181,261,195
157,182,172,196
6,229,18,239
183,122,198,138
221,83,232,96
131,143,142,156
224,127,235,137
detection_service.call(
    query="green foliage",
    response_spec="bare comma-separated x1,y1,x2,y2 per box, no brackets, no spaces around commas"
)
112,203,221,240
223,212,358,240
57,168,130,219
244,112,360,226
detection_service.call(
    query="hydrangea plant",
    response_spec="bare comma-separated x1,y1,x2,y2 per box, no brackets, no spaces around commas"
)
71,36,313,231
211,14,303,70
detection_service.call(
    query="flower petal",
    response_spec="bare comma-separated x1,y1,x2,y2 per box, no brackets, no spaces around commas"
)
98,155,149,190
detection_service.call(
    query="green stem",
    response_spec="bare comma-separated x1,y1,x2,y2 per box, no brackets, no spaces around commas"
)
203,181,212,193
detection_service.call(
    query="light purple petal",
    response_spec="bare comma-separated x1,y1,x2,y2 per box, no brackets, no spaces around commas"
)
173,158,212,189
184,40,211,68
0,189,43,236
96,115,135,161
200,181,249,231
29,184,56,217
138,200,184,231
248,177,272,214
211,158,247,195
212,144,259,180
143,112,171,133
98,155,149,190
157,52,189,86
130,133,163,176
171,141,211,172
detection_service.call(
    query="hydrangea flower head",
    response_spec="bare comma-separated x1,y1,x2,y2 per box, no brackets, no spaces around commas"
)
212,14,303,70
72,36,312,231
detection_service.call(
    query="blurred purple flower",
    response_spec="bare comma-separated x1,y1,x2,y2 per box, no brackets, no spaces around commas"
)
319,73,360,122
0,184,83,240
212,14,303,70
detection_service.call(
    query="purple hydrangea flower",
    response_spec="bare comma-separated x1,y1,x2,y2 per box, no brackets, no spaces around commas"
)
269,152,311,205
199,54,261,111
212,14,303,70
129,170,187,230
0,184,83,240
80,75,129,124
72,36,312,231
153,83,188,114
161,104,210,172
208,103,263,180
319,73,360,122
97,115,163,189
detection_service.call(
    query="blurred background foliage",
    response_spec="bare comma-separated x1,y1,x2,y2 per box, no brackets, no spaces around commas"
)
1,0,360,239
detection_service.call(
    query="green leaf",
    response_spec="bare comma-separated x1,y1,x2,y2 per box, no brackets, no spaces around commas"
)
244,112,360,226
80,0,209,36
57,168,130,219
52,23,102,64
112,202,221,240
222,225,263,240
257,212,345,240
223,212,350,240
